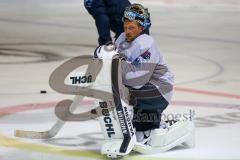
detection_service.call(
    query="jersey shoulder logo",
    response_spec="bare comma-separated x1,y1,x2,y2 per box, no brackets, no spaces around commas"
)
140,50,151,60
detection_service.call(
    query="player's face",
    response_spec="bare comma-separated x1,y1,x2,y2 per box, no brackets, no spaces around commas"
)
124,20,143,41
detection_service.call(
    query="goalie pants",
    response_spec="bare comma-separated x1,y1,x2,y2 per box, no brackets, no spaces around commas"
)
130,83,169,131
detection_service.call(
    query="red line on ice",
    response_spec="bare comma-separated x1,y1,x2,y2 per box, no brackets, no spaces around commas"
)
175,87,240,99
1,87,240,116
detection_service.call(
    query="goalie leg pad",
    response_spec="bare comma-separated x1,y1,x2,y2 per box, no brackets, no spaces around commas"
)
101,136,136,158
98,54,136,158
99,100,136,158
134,120,195,154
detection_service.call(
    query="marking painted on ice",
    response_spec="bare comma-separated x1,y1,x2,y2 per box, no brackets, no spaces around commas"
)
0,133,228,160
0,133,104,159
0,87,240,159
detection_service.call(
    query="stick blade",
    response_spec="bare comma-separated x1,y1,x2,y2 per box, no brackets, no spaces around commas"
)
14,130,53,139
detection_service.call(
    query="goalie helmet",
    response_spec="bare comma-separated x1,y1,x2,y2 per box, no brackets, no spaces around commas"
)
123,3,151,30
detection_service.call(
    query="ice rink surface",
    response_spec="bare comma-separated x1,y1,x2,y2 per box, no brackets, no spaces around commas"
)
0,0,240,159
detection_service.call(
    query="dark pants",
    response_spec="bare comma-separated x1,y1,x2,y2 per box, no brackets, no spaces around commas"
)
129,83,169,131
84,0,130,45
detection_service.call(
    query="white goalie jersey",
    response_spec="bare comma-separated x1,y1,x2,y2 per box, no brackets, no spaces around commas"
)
115,33,174,103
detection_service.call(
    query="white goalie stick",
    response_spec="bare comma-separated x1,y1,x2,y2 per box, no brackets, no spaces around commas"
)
14,95,84,139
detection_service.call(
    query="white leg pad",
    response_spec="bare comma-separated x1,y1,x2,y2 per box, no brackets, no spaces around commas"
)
134,120,195,154
101,136,136,158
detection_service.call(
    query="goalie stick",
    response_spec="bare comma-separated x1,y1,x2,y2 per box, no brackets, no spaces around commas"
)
14,95,84,139
14,55,98,139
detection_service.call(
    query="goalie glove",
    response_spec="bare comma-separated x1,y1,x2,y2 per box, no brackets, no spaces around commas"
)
94,43,117,59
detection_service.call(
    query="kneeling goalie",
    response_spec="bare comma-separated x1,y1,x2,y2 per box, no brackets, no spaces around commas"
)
96,3,195,158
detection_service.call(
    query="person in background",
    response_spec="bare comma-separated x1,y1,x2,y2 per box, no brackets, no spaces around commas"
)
84,0,131,45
